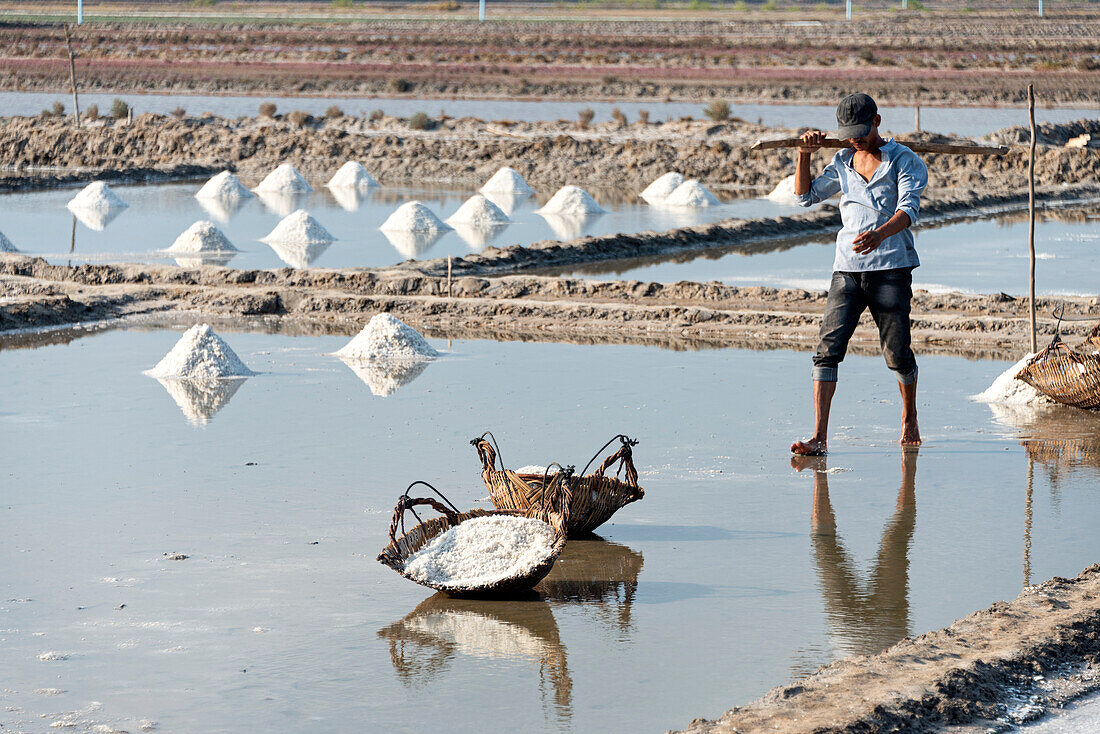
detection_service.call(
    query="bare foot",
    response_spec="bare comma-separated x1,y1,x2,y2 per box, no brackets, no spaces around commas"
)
900,419,922,447
791,437,828,456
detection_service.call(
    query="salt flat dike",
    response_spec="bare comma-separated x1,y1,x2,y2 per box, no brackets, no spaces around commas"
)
2,115,1100,193
674,564,1100,734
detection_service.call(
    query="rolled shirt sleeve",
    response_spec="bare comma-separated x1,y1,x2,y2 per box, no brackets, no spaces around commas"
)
895,152,928,226
795,157,842,207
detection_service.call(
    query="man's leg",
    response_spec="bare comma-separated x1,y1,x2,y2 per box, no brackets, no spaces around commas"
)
792,272,865,455
866,269,921,447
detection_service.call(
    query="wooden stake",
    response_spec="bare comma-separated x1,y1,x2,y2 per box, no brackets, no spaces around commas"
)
914,105,921,132
1028,84,1038,354
749,138,1007,156
64,25,81,129
447,256,453,298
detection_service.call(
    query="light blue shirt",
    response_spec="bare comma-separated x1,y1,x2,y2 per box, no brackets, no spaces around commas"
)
796,138,928,272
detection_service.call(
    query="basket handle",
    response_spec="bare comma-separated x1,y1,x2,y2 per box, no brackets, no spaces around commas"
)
533,465,574,540
583,435,640,488
387,481,461,547
470,432,505,475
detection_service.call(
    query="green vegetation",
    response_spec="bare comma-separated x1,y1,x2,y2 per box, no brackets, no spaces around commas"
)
330,0,354,8
191,0,217,6
407,111,431,130
109,98,130,118
389,78,412,94
703,99,731,122
761,0,778,10
688,0,711,9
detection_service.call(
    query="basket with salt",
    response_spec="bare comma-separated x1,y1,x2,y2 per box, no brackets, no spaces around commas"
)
1016,327,1100,411
377,479,571,597
471,433,645,537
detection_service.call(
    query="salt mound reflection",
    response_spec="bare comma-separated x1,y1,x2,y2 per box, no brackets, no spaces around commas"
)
196,195,249,223
255,190,309,217
327,186,370,212
451,222,508,251
69,205,125,232
265,239,331,269
172,253,237,269
155,376,247,425
381,229,445,260
338,356,429,396
538,211,602,241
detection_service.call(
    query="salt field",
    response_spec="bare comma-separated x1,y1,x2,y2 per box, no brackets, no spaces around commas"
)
2,324,1098,732
561,206,1100,297
2,91,1098,138
0,180,801,270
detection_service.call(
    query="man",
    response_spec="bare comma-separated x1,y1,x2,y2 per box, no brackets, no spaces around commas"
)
789,93,928,456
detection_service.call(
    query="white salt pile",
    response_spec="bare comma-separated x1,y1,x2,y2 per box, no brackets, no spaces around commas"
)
479,166,534,195
326,161,378,189
195,171,253,201
972,354,1057,407
336,313,439,362
253,163,313,194
516,465,549,475
261,210,334,245
145,324,255,379
766,174,801,205
640,172,685,203
379,201,451,233
0,230,18,253
664,179,721,207
535,185,606,216
167,220,238,254
402,515,557,589
66,181,128,210
445,194,511,227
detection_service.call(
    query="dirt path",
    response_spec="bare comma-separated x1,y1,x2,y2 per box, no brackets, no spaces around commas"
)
674,564,1100,734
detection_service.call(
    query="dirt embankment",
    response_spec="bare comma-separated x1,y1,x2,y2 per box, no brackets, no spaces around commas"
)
3,254,1097,358
3,114,1100,194
3,12,1099,105
674,564,1100,734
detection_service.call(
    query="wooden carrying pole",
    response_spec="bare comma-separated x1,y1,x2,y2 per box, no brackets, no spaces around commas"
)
1028,84,1038,353
750,138,1008,156
64,25,81,129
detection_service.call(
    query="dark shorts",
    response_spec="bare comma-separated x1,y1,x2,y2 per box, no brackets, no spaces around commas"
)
812,268,918,384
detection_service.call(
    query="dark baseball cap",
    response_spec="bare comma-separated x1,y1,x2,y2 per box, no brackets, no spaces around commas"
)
836,93,878,139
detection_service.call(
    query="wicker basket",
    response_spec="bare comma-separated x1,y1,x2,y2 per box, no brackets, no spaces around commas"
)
1016,333,1100,411
472,434,645,537
376,480,571,597
1083,324,1100,354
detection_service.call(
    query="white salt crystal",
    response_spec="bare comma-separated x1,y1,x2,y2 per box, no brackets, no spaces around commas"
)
0,230,18,253
38,651,71,661
146,324,255,379
640,172,685,203
766,174,801,205
167,221,238,254
253,163,313,194
535,185,606,216
972,353,1057,407
516,465,549,475
67,181,128,210
402,515,557,589
445,194,511,226
195,171,253,201
664,179,721,207
336,313,439,362
379,201,451,233
479,166,534,195
326,161,378,189
261,210,334,245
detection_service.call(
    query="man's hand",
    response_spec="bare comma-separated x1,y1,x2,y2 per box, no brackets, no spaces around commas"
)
799,130,826,155
852,228,885,254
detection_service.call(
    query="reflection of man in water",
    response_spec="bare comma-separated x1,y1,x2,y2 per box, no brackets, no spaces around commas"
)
793,450,917,657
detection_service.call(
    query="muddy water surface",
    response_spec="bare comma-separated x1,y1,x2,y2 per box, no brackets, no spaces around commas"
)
2,325,1099,732
0,182,798,270
564,206,1100,296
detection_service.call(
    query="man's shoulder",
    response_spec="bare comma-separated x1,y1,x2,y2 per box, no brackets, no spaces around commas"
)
887,140,927,168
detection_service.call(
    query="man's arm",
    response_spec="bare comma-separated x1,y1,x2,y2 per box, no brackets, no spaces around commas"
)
794,129,841,205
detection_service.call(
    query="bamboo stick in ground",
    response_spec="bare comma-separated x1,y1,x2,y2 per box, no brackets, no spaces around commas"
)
750,138,1008,156
63,25,81,129
1028,84,1038,353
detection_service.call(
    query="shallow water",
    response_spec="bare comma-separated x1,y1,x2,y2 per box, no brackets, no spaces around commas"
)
0,181,799,270
2,324,1099,732
562,206,1100,297
3,91,1097,137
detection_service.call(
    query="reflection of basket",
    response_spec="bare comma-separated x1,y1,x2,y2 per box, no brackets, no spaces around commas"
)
537,538,643,633
377,481,570,597
472,434,645,537
1016,332,1100,410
